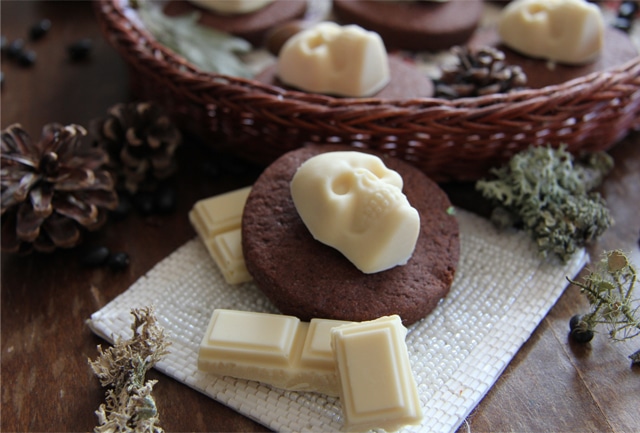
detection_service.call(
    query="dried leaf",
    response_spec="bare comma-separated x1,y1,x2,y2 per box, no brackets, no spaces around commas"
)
137,1,253,78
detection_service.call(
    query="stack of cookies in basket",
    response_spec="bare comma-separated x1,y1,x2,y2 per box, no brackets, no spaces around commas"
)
165,0,637,96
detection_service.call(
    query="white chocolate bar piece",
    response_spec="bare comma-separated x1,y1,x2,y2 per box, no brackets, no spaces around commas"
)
332,315,423,432
189,187,252,284
198,309,353,396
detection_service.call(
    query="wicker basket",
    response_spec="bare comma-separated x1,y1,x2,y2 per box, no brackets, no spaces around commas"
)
94,0,640,182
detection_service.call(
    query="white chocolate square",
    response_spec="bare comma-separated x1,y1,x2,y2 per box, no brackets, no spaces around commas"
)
189,187,253,284
208,229,251,284
202,309,300,367
189,186,251,238
301,318,354,370
332,315,423,432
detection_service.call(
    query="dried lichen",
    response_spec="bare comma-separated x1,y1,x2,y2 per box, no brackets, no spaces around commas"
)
89,306,171,433
568,250,639,364
476,145,614,263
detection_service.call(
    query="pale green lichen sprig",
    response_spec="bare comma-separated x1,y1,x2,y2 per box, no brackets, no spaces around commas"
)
476,144,614,263
568,250,640,365
88,306,171,433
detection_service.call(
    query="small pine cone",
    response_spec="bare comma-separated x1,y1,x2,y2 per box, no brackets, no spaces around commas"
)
91,102,182,194
435,46,528,99
1,123,119,254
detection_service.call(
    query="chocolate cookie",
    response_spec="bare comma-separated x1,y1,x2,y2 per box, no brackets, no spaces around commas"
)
469,26,639,89
163,0,307,46
255,55,435,99
333,0,483,52
242,145,460,326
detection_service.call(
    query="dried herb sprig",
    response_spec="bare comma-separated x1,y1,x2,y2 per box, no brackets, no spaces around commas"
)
89,306,171,433
476,145,614,263
568,250,640,364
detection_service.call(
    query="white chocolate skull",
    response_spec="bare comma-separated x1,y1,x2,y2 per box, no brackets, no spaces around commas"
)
498,0,604,65
189,0,274,14
276,22,390,97
290,152,420,274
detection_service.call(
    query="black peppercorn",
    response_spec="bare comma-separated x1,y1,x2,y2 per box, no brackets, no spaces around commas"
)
110,192,133,220
200,161,218,179
154,185,177,214
5,38,25,59
220,155,252,175
618,1,639,18
67,38,92,61
571,327,595,343
613,16,633,33
80,245,111,267
107,252,131,271
569,314,581,331
29,19,52,41
132,191,155,215
569,314,595,343
17,49,36,67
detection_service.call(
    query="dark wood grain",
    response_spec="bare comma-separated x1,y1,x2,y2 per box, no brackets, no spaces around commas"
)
2,2,639,432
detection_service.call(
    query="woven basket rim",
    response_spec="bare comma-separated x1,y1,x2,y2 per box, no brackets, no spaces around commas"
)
95,0,640,182
97,0,640,112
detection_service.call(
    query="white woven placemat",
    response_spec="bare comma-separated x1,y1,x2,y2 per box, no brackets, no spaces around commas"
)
88,208,588,433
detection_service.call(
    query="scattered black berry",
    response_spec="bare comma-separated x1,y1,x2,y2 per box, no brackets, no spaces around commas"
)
569,314,595,343
201,160,221,179
80,245,111,267
107,251,130,271
613,16,633,33
569,314,581,331
618,1,639,19
17,49,36,67
132,191,155,215
67,38,92,61
221,156,251,175
5,38,25,59
571,327,595,343
154,185,177,214
29,19,52,41
110,192,133,220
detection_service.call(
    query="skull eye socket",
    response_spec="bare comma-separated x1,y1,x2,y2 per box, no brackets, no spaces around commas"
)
525,3,547,18
331,173,353,195
306,33,328,51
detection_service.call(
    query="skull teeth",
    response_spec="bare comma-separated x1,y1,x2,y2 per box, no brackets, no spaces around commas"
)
353,185,402,233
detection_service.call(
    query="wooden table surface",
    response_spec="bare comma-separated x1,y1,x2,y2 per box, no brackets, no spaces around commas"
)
2,2,639,432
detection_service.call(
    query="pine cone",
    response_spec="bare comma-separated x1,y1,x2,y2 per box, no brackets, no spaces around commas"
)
91,102,182,194
435,46,528,99
1,123,118,254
